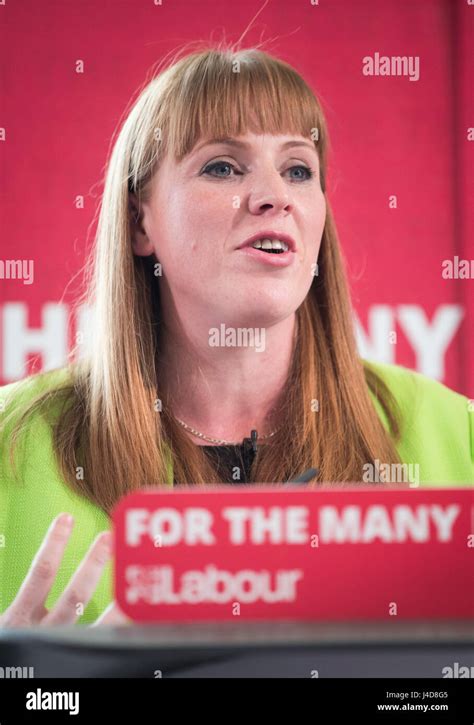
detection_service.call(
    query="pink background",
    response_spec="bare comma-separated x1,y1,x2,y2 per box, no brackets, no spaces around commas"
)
0,0,472,395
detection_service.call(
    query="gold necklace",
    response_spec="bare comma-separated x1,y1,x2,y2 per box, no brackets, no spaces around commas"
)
174,417,280,445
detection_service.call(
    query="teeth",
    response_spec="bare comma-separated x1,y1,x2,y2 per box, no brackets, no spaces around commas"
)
251,238,289,252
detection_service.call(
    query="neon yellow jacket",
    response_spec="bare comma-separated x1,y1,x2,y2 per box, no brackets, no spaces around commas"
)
0,362,473,623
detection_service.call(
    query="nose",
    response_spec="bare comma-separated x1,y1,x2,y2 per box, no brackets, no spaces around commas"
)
247,171,292,216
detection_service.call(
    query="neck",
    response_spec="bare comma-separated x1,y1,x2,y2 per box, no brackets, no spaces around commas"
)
157,306,297,446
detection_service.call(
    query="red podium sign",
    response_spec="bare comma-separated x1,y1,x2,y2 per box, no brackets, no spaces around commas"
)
112,487,473,622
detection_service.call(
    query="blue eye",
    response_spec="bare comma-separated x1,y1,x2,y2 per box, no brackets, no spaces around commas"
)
287,165,314,182
202,161,238,178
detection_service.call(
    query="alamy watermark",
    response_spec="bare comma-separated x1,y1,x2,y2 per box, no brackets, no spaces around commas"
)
442,256,474,279
441,662,473,678
26,688,79,715
208,324,265,352
0,665,34,678
362,459,420,486
363,53,420,82
0,259,34,285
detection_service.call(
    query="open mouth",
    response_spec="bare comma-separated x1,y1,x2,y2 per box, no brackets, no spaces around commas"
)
249,239,290,255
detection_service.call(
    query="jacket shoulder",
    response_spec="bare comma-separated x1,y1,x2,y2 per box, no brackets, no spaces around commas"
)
364,359,470,418
0,367,75,482
0,367,73,430
0,367,73,407
0,367,112,624
363,360,474,485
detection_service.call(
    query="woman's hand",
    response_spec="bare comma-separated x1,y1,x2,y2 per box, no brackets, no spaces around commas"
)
0,512,129,627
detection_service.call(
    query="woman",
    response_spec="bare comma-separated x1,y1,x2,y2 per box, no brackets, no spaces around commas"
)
1,47,472,627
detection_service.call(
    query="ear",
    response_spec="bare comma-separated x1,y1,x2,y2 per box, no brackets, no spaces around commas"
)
129,193,154,257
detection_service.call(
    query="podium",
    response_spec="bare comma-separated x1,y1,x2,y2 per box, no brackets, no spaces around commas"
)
1,620,473,678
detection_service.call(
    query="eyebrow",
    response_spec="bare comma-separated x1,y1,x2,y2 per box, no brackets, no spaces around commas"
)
192,137,318,155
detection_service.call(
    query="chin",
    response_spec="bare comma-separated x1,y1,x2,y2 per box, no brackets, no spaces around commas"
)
223,302,299,330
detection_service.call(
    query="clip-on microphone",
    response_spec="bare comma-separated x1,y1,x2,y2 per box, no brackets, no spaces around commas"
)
242,429,258,452
242,429,259,469
242,430,319,486
249,429,258,454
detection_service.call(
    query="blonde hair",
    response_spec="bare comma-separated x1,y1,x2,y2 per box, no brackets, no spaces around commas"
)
5,45,402,514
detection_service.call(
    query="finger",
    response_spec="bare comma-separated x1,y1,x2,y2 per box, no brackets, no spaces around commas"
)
91,601,131,627
10,513,74,625
43,531,112,626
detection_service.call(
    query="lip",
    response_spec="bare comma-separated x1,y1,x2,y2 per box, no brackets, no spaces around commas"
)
237,245,295,267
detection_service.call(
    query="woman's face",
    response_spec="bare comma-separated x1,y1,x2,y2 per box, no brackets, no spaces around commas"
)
132,132,326,330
